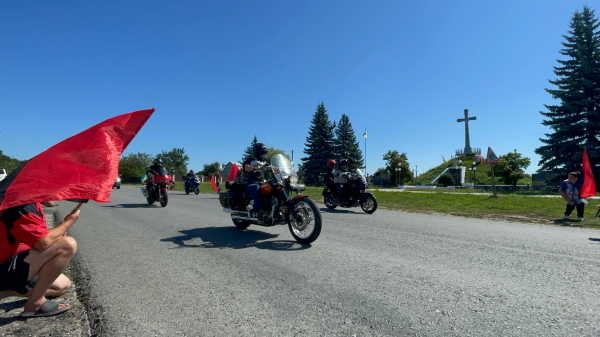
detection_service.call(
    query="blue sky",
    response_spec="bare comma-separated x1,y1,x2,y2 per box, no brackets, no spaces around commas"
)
0,1,594,175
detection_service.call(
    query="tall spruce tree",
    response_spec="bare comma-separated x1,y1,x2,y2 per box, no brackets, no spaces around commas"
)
535,6,600,171
242,136,258,162
301,102,336,184
334,114,363,172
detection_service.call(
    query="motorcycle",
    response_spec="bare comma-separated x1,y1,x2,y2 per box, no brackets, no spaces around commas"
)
219,154,322,244
184,175,200,195
323,168,378,214
141,167,171,207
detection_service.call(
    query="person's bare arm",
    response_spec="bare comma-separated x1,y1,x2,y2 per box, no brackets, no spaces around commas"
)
559,191,572,203
33,210,80,251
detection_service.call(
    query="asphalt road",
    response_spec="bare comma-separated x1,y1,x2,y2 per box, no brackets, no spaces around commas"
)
59,186,600,336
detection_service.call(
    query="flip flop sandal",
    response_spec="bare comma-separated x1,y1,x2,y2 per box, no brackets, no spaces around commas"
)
19,300,70,318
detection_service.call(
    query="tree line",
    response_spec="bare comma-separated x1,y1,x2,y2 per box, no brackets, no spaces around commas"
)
300,102,364,184
535,6,600,175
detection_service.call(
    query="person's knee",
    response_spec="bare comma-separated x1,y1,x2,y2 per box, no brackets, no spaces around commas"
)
57,236,78,256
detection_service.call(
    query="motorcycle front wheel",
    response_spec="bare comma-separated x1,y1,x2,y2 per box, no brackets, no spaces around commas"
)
323,193,337,209
288,197,322,244
360,193,377,214
160,190,169,207
232,218,251,230
194,187,200,195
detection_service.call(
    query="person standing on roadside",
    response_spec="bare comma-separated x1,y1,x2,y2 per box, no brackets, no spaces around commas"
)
559,172,585,221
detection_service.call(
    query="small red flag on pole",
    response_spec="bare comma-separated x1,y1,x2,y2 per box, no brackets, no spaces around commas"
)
580,147,596,198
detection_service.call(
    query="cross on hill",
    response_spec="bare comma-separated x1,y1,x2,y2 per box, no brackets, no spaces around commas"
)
457,109,476,155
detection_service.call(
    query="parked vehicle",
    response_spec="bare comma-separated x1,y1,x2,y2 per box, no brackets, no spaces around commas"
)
323,168,377,214
219,154,322,244
113,173,121,189
141,167,171,207
0,169,6,182
184,175,200,195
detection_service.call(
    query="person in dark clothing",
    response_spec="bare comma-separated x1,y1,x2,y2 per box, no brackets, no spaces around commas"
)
185,170,197,181
334,159,350,204
243,143,268,217
144,158,164,195
325,159,338,205
559,171,586,220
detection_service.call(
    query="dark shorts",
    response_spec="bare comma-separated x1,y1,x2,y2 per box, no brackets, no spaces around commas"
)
0,251,34,295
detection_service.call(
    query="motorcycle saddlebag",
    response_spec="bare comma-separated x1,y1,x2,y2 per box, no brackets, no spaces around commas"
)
219,191,242,209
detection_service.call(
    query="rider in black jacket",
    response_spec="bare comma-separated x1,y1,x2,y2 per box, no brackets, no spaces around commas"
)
334,159,350,204
145,158,164,194
243,143,268,217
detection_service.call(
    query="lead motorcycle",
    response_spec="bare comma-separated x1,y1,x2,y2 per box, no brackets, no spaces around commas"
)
219,154,322,244
141,167,171,207
184,175,200,195
323,168,378,214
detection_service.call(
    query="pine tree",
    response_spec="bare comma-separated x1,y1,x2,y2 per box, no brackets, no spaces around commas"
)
301,102,336,184
333,114,363,172
535,6,600,171
242,136,258,162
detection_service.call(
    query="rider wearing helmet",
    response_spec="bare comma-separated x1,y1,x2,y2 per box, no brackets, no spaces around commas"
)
334,159,350,204
243,142,268,217
325,159,338,205
144,158,164,194
186,170,196,181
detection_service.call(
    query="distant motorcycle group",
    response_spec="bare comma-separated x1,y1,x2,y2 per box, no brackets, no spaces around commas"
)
138,143,378,244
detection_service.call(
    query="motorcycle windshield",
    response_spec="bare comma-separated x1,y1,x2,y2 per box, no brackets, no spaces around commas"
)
356,168,365,177
155,167,169,177
270,154,294,181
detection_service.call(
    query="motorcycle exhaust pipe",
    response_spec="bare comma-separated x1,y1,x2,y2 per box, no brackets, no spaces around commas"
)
141,188,147,197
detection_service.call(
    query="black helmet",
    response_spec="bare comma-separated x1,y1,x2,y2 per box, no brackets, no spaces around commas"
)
189,170,194,175
154,158,163,166
338,159,349,169
254,143,268,161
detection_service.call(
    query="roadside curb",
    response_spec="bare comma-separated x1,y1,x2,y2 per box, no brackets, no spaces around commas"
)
0,206,91,337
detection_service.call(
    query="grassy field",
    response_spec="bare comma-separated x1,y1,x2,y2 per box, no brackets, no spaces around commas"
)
122,183,600,227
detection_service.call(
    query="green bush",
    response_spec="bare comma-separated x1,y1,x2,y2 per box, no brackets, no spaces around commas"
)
437,173,455,187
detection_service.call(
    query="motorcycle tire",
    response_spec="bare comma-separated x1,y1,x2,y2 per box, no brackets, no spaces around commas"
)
185,187,190,195
324,193,337,209
194,187,200,195
147,198,155,205
360,193,378,214
160,190,168,207
232,218,251,230
288,197,322,244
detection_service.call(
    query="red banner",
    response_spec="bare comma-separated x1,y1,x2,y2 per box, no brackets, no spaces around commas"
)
228,163,239,181
581,147,596,198
0,108,155,210
210,176,218,192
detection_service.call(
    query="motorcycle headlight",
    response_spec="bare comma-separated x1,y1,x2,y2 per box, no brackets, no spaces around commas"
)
289,176,298,184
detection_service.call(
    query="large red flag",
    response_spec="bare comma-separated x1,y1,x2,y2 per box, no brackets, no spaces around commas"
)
227,163,239,181
0,108,155,210
580,147,596,198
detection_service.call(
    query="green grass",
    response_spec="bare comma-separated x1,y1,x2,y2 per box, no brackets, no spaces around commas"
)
122,183,599,227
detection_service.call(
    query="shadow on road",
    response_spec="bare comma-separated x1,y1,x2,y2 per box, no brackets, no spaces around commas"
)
319,207,362,214
161,227,310,251
552,219,584,227
102,203,157,208
0,299,26,326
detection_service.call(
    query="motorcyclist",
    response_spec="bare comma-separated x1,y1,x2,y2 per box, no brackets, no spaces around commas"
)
334,159,350,204
325,159,338,205
185,170,197,181
144,158,164,195
243,143,268,217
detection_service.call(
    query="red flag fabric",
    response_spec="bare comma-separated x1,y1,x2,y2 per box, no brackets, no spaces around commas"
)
228,163,239,181
0,108,155,210
580,147,596,198
210,176,218,192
